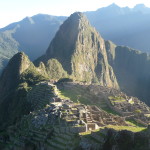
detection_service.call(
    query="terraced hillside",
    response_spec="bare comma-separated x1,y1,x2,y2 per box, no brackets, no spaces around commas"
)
57,82,150,126
0,81,148,150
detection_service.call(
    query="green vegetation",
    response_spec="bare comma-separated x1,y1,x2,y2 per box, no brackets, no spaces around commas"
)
109,96,126,102
0,31,19,73
58,88,93,105
79,131,91,136
20,66,49,86
106,125,146,132
126,119,145,127
102,107,120,116
134,109,142,114
46,59,68,80
57,78,73,83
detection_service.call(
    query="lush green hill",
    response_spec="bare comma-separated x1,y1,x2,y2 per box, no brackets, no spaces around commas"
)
0,52,48,129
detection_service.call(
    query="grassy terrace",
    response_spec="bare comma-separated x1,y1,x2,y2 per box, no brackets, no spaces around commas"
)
106,125,146,132
58,87,121,116
57,88,93,105
101,107,120,115
109,96,126,102
55,85,147,133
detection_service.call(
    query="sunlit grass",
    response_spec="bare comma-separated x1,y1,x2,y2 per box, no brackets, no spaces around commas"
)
79,131,91,135
106,125,146,132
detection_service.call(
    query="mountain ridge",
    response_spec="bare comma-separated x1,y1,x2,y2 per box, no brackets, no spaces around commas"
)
0,14,67,74
1,4,150,74
36,12,119,89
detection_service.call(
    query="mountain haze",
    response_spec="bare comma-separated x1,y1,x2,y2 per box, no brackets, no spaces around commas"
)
0,14,66,73
85,4,150,53
1,4,150,74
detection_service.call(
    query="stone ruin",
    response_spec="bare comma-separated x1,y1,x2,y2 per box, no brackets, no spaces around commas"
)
28,84,128,133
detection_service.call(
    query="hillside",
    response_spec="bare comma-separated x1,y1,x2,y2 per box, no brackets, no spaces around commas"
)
0,80,149,150
0,52,48,129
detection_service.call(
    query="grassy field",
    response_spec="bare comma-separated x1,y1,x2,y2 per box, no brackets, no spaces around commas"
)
58,88,93,105
106,125,146,132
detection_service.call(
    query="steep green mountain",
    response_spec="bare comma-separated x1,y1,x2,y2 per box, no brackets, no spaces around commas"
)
105,40,150,105
36,12,119,89
0,14,66,73
0,52,48,129
85,4,150,53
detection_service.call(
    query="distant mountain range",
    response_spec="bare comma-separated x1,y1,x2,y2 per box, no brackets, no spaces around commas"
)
1,3,150,74
0,14,66,73
86,3,150,52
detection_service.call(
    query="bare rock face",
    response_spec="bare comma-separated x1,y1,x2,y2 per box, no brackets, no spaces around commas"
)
37,12,119,89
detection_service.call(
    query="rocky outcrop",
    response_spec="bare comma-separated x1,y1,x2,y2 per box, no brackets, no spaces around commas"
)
36,12,119,89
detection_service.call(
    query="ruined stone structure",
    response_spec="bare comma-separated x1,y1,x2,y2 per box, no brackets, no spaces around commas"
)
59,82,150,127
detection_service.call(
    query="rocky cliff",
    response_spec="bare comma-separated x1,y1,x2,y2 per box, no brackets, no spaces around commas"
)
36,12,119,89
105,40,150,105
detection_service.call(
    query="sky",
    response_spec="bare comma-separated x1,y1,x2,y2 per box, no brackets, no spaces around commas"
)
1,0,150,28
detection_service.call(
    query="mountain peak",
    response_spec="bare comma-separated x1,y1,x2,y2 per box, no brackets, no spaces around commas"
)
66,12,90,29
9,52,31,74
0,52,32,99
109,3,120,8
22,16,35,24
38,12,119,89
69,12,84,19
134,4,146,9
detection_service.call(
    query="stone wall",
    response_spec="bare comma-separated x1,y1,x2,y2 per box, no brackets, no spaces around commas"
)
87,123,99,131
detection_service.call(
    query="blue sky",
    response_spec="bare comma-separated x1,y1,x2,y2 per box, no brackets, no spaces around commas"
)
0,0,150,28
